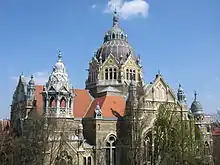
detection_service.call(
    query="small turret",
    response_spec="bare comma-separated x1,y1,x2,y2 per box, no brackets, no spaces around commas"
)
78,123,84,141
27,75,36,100
94,101,102,119
190,91,204,118
177,84,186,104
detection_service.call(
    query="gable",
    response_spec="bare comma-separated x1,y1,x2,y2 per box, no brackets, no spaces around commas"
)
144,76,177,103
122,55,139,70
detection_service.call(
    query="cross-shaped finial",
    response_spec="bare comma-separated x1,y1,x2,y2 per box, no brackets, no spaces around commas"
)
194,91,198,101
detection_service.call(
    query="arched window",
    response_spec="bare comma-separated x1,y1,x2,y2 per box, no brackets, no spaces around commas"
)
133,70,136,81
121,34,123,39
60,97,66,108
109,68,113,80
83,157,86,165
69,99,72,108
105,135,116,165
130,69,133,80
126,69,129,80
105,69,108,80
113,68,117,79
112,33,115,39
144,131,152,164
88,157,92,165
88,72,91,82
49,97,56,107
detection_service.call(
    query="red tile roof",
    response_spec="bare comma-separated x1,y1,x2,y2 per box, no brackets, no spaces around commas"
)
85,95,126,119
34,86,93,118
73,89,93,118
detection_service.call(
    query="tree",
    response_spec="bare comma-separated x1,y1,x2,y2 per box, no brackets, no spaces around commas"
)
153,103,212,165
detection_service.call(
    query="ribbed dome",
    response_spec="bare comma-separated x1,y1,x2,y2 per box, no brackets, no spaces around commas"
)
96,10,136,63
96,40,135,62
190,91,204,116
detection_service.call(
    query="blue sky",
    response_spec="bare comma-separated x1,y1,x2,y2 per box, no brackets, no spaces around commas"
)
0,0,219,118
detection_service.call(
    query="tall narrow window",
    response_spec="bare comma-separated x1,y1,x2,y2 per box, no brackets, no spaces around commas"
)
126,69,129,80
105,135,117,165
69,99,72,108
49,97,56,107
112,33,115,39
109,68,113,80
105,69,108,80
88,157,92,165
83,157,87,165
133,70,136,81
130,69,133,80
60,97,66,108
144,131,152,164
113,68,117,79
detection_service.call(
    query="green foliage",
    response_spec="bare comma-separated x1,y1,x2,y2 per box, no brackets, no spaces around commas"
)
153,103,208,165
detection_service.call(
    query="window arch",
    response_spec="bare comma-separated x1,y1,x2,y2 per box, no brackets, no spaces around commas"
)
88,157,92,165
112,33,115,39
143,131,152,164
113,68,117,79
126,69,129,80
69,99,72,108
60,97,66,108
83,157,86,165
83,156,92,165
133,70,136,81
49,97,56,107
105,69,108,80
109,68,113,80
105,134,117,165
130,69,133,80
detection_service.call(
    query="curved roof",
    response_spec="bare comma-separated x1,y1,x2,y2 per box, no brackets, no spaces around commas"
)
190,92,203,116
95,11,136,63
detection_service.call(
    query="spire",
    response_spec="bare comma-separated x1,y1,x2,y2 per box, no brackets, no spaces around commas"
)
113,8,119,26
194,91,198,101
57,49,62,62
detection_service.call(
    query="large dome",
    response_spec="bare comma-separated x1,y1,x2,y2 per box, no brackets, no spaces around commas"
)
96,11,136,63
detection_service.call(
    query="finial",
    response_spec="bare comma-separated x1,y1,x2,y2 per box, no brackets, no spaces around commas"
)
31,74,34,79
194,91,198,101
20,72,24,76
114,6,117,15
158,70,161,75
57,49,62,62
113,7,119,26
178,83,181,88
